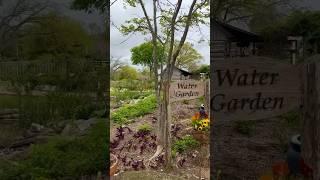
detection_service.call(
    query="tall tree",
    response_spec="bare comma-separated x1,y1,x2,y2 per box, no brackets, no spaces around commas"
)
131,41,202,74
71,0,109,124
211,0,295,24
130,41,165,77
111,57,125,74
175,42,203,71
0,0,48,58
120,0,209,167
20,13,93,60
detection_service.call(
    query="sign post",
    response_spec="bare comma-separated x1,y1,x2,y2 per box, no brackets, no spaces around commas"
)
301,62,320,179
167,79,207,165
169,80,205,103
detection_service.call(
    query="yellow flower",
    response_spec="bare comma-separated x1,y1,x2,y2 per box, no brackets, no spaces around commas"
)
201,118,209,127
197,126,203,131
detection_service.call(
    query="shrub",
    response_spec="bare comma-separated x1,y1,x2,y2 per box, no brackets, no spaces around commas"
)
0,119,108,179
172,135,199,154
19,92,94,127
111,89,152,102
111,95,157,124
74,104,95,120
111,80,154,91
138,123,152,133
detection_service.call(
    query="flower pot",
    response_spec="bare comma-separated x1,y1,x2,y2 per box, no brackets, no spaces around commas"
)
110,153,118,176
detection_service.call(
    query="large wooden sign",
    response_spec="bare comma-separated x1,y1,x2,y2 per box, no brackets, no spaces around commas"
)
169,80,205,102
211,57,302,121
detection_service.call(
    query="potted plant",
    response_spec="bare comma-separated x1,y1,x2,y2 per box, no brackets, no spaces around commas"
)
110,153,118,176
191,112,210,143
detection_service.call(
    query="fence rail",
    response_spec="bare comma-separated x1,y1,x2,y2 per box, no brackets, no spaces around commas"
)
0,60,108,91
0,60,108,78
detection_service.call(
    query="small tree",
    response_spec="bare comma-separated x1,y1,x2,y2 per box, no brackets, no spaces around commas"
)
118,65,139,80
120,0,209,167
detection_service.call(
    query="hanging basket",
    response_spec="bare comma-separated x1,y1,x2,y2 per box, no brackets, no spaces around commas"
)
110,153,119,176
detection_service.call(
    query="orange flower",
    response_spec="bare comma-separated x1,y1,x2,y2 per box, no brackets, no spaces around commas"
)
192,112,200,121
272,161,289,177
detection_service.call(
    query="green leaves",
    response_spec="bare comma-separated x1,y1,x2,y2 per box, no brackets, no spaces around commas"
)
119,0,209,40
72,0,107,13
20,13,93,60
124,0,138,7
172,135,199,154
117,65,139,80
175,42,203,71
120,17,150,35
0,119,108,179
130,41,165,69
111,95,157,124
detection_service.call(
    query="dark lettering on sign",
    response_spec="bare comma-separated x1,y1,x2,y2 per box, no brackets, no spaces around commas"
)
214,69,280,87
174,91,199,98
211,58,300,121
211,92,284,112
170,81,204,102
177,83,198,89
212,67,285,113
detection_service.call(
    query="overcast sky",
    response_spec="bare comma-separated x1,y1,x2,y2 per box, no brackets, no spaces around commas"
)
47,0,320,69
110,1,210,69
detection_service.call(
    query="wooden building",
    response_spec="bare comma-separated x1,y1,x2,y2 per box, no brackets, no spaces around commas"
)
212,20,263,59
162,66,193,81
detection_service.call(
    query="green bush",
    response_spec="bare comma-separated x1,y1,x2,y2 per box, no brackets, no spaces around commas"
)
0,119,108,179
111,89,152,102
172,135,199,154
138,123,152,133
74,104,95,120
111,95,157,124
19,92,95,127
111,79,154,91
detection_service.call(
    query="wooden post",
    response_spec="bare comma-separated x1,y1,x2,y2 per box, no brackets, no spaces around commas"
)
164,81,172,169
204,80,210,117
302,62,320,179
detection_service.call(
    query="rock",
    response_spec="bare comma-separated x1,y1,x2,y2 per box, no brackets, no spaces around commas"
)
60,118,98,136
75,118,97,132
30,123,44,133
61,124,80,136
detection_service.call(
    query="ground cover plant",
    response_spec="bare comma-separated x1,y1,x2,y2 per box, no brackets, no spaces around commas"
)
172,135,199,154
111,95,157,124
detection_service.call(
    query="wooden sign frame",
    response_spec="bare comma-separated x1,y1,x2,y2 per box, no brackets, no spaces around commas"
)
211,57,302,121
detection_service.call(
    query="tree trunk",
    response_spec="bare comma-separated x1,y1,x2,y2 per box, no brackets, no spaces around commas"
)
163,80,172,168
302,62,320,179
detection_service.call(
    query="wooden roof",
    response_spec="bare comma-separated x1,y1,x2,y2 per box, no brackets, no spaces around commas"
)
162,66,193,76
213,20,263,42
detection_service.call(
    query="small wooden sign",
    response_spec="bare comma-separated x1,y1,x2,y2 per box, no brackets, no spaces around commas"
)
211,57,302,121
169,80,205,102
